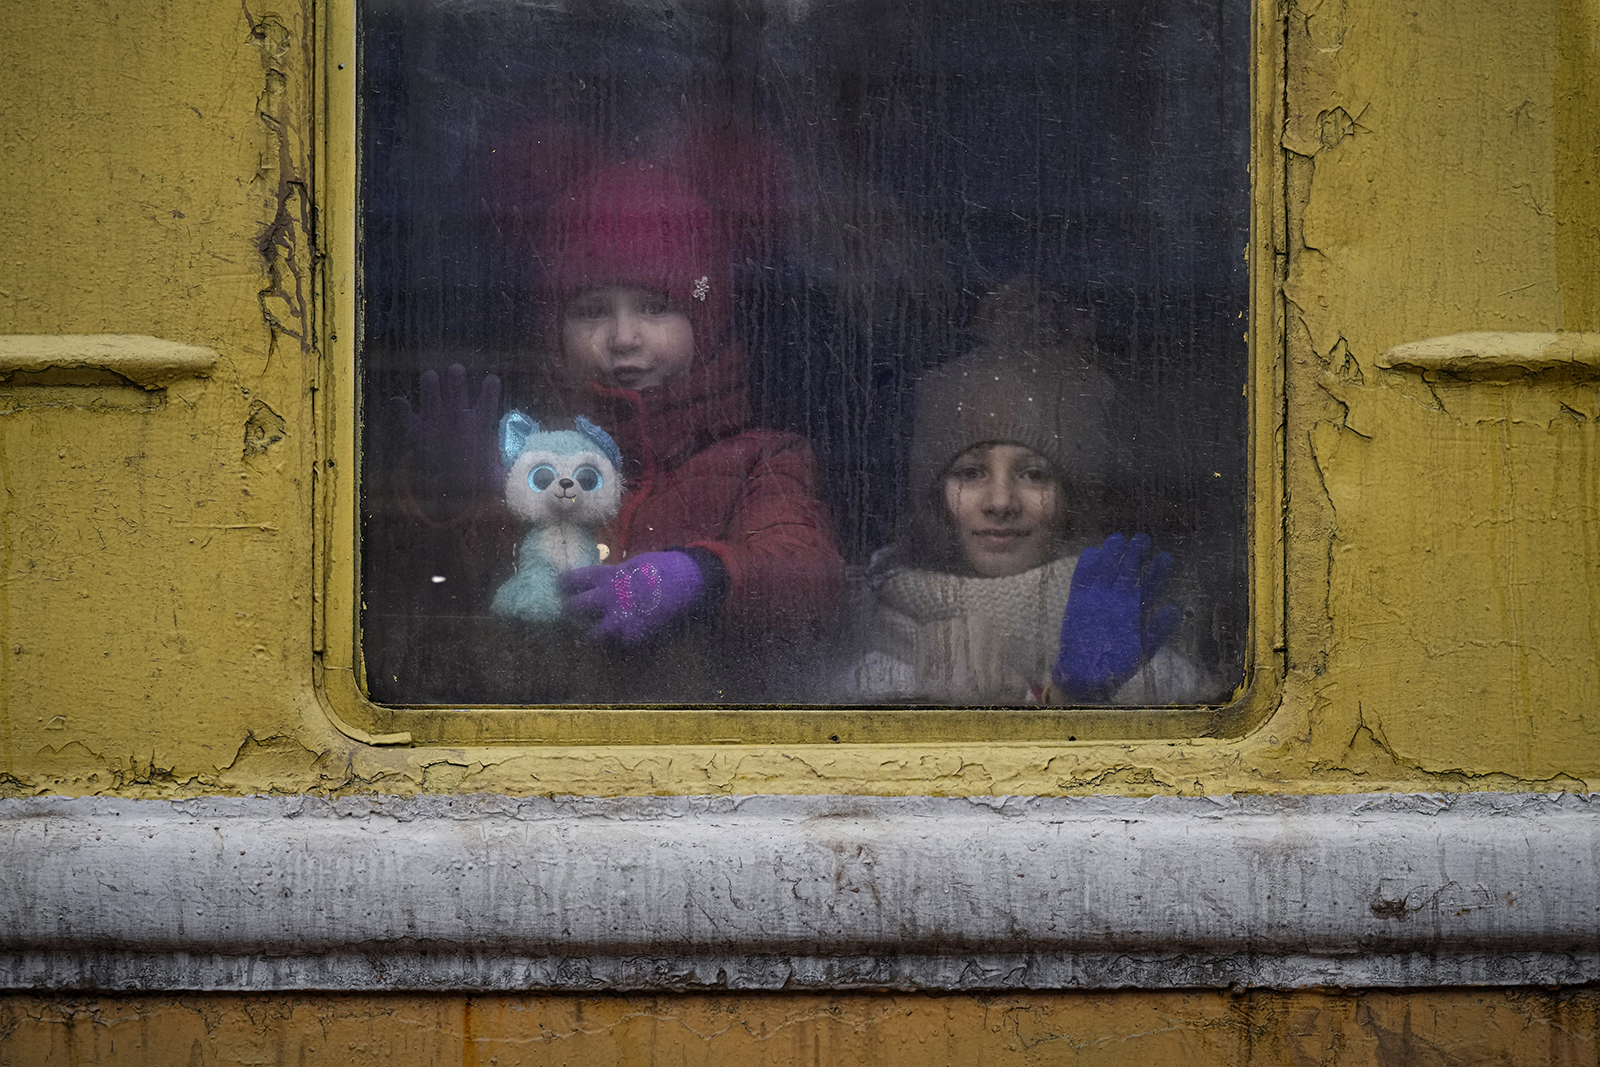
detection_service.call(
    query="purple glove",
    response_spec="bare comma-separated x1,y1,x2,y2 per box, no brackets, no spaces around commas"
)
387,363,504,514
563,551,707,646
1053,533,1182,700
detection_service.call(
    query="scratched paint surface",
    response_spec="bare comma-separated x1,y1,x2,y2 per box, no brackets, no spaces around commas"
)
2,991,1600,1065
1,0,1599,1054
0,0,1596,796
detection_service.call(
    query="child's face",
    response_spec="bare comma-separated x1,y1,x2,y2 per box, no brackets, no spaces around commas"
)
561,286,695,392
942,442,1065,578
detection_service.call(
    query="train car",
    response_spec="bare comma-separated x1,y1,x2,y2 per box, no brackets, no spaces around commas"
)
2,0,1598,1062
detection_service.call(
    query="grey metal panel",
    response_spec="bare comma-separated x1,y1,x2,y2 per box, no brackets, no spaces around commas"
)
3,792,1596,990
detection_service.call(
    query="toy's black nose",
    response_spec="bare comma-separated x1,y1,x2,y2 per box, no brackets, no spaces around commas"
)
559,478,574,490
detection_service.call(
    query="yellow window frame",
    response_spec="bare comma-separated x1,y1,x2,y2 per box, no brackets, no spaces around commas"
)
311,0,1286,748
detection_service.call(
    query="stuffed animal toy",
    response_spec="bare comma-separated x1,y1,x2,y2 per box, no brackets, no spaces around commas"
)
490,410,623,622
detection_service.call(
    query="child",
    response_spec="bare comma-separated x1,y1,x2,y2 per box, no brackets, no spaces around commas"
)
378,155,844,701
539,157,844,648
852,327,1215,705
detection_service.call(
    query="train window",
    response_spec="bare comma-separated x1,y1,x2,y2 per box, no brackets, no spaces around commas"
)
352,0,1254,727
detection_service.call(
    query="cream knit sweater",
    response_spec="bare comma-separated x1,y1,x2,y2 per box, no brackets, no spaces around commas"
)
852,552,1216,705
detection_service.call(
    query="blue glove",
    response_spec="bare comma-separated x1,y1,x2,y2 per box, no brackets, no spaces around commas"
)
387,363,504,516
1053,533,1182,700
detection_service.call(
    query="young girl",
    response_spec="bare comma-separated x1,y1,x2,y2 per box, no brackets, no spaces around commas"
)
539,157,844,649
377,155,844,701
853,334,1215,705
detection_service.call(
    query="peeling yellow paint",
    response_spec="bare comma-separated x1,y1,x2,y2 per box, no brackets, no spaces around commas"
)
1555,0,1600,331
3,990,1600,1065
28,0,1561,799
2,0,1599,1047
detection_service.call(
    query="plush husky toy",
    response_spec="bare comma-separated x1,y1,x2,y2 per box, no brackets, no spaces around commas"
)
490,410,623,622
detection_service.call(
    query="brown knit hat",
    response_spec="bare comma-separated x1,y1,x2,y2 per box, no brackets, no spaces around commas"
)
896,325,1117,569
907,347,1115,498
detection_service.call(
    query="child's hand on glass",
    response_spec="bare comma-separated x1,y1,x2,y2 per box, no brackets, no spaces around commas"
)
388,363,503,517
1052,533,1181,701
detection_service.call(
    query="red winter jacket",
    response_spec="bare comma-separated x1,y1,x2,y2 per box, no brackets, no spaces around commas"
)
554,340,844,630
370,339,841,703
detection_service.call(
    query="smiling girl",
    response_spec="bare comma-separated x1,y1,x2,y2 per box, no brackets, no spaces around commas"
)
380,152,844,701
852,326,1216,705
534,159,845,662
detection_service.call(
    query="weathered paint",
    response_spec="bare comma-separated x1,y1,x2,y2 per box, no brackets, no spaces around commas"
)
2,0,1597,801
8,793,1600,992
2,0,1599,1055
1555,0,1600,333
4,989,1600,1065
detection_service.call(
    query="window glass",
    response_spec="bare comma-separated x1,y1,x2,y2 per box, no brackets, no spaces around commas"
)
359,0,1250,707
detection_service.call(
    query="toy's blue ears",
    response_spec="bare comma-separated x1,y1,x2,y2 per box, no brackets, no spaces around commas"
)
575,415,623,472
499,410,539,468
500,410,621,472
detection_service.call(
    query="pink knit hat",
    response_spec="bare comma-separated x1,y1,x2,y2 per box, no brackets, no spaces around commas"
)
541,158,733,349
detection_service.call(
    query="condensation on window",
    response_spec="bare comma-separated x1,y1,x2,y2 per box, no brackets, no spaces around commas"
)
359,0,1250,708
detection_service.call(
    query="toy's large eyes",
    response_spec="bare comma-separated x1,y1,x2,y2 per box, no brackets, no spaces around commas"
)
528,465,557,492
573,465,603,492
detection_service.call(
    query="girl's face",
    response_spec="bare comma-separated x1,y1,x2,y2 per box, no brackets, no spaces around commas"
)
561,285,695,391
942,442,1066,578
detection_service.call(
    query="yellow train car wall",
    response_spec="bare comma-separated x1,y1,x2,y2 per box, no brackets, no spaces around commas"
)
2,0,1598,1061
